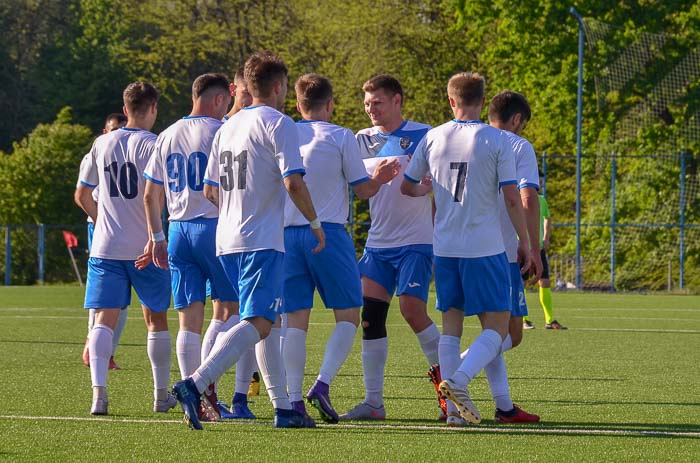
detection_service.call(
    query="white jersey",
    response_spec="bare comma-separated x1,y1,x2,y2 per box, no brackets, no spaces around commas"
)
78,127,157,260
356,120,433,248
143,116,221,222
204,105,305,254
498,131,540,262
77,153,99,223
405,120,516,258
284,120,369,227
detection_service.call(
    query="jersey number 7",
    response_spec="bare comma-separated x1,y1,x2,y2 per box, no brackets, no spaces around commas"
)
450,161,468,202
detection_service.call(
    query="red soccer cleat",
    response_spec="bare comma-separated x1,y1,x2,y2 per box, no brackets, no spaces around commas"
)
108,356,121,370
427,364,448,419
494,404,540,423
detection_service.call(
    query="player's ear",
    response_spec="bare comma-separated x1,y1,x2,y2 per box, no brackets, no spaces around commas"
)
296,100,302,115
448,96,457,109
327,98,334,113
229,82,236,97
122,105,129,118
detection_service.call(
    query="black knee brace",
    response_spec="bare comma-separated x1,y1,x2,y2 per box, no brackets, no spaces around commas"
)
361,297,390,340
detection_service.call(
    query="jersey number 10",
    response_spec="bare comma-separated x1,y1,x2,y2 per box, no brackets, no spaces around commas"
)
219,151,247,191
105,161,138,199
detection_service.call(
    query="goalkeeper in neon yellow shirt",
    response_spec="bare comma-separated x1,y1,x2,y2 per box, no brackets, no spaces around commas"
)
523,193,567,330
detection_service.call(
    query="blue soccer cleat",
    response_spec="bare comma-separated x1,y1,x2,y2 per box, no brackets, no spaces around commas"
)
172,378,203,430
274,408,316,428
306,380,339,423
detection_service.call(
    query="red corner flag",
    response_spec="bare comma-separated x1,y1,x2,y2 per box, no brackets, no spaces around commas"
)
62,230,79,248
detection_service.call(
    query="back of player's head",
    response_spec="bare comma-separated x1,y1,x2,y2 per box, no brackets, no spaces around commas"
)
105,113,127,128
123,81,160,115
244,51,288,98
363,74,403,104
447,72,485,106
488,90,532,123
234,66,246,85
295,74,333,112
192,73,230,99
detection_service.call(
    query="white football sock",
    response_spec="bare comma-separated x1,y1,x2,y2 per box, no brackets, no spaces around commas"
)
460,334,512,360
484,353,513,411
89,324,113,388
256,327,291,410
361,337,388,408
282,327,307,402
438,335,461,415
416,323,440,365
279,314,288,356
192,320,260,394
452,329,503,388
147,330,171,400
317,321,357,385
111,308,128,356
176,330,201,379
201,319,223,364
235,346,257,395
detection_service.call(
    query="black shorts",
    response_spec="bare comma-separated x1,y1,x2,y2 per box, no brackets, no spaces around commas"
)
540,249,550,280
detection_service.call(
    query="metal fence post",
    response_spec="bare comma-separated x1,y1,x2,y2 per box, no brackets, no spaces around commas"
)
541,151,547,197
679,151,686,290
4,227,11,286
37,223,45,284
571,7,585,290
610,155,617,291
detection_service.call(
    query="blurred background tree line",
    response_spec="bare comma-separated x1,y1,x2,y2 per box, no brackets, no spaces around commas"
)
0,0,698,288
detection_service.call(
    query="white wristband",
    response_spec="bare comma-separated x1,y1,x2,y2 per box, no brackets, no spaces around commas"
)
151,230,166,242
309,218,321,230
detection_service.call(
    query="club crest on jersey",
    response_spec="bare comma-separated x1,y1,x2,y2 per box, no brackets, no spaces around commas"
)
399,137,411,150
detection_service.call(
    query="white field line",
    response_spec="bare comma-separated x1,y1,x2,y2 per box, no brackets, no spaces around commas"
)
0,414,698,438
569,316,700,322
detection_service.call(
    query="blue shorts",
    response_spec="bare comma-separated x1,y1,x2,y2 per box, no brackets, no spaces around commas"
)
87,222,95,252
168,218,238,309
282,223,363,313
219,250,284,323
510,263,528,317
358,244,433,302
434,253,510,316
85,258,170,312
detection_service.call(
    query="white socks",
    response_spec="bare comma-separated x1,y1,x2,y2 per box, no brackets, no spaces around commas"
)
361,337,388,408
282,327,307,402
176,330,201,379
438,335,461,415
192,320,260,394
452,329,502,388
201,319,224,364
235,346,257,395
147,331,171,401
89,324,113,388
256,327,291,410
112,308,128,355
484,354,513,411
416,323,440,365
318,321,357,385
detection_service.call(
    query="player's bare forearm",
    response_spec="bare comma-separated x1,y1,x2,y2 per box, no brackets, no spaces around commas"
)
400,178,431,197
143,181,164,234
204,183,219,207
353,158,400,199
503,185,529,246
543,217,552,245
284,173,318,222
75,185,98,222
521,187,541,254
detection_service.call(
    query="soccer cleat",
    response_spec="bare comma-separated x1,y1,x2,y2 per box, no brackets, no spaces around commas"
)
153,393,178,413
438,379,481,424
248,371,261,397
108,356,121,370
172,378,203,430
438,411,447,422
427,364,448,418
82,338,90,367
90,398,108,415
202,384,221,420
446,412,468,427
306,380,339,423
545,320,567,330
229,400,257,419
273,408,316,428
494,404,540,424
339,402,386,421
523,320,535,330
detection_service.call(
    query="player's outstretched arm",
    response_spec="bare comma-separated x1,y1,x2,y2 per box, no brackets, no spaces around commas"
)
503,184,531,275
521,186,542,283
142,180,168,269
203,183,219,207
284,173,325,253
353,158,401,199
75,184,98,222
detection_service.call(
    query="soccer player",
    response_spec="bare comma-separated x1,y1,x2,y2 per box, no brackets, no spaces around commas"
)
341,74,442,421
141,73,256,420
79,113,127,370
224,66,253,121
401,72,531,426
282,73,400,423
75,82,175,416
524,187,567,330
171,51,324,430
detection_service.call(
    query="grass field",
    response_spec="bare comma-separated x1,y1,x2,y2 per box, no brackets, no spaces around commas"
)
0,286,698,462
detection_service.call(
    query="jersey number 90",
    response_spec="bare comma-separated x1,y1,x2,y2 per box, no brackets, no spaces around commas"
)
166,152,207,192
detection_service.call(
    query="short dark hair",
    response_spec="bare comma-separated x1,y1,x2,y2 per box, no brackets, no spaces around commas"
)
192,73,230,99
105,113,127,126
447,72,485,106
234,66,245,84
244,51,288,98
123,81,159,115
488,90,532,123
362,74,403,104
295,74,333,112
